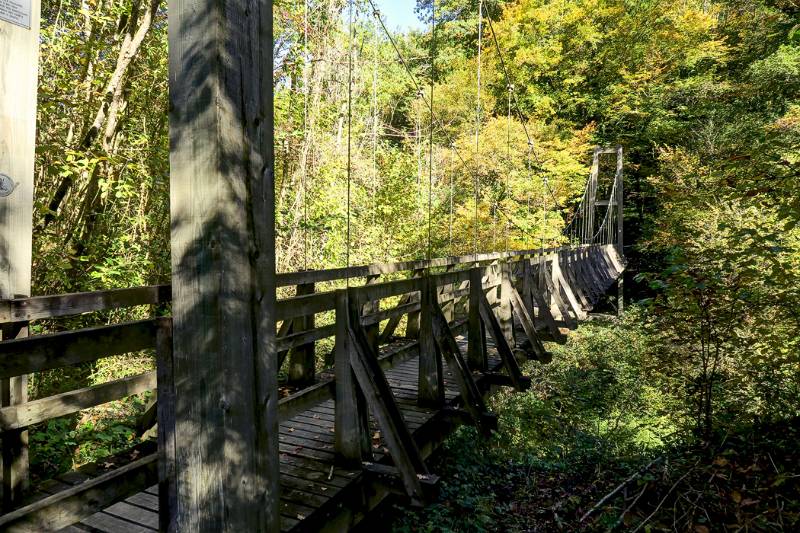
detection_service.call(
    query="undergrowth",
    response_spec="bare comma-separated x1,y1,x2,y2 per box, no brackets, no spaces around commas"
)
388,309,800,531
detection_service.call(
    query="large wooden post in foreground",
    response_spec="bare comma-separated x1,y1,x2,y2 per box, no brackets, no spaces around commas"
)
168,0,280,529
0,0,42,509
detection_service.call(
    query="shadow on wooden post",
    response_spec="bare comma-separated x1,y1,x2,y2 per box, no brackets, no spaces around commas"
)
288,282,316,387
467,268,487,371
418,276,444,408
345,290,431,503
156,317,177,533
334,290,371,469
428,300,497,436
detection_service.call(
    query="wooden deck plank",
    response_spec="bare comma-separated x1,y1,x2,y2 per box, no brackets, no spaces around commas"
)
80,511,156,533
103,501,159,530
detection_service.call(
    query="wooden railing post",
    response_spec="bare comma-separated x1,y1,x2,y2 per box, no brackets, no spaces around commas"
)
334,290,370,468
521,257,534,314
441,265,455,324
1,0,41,509
288,282,316,386
404,268,425,339
156,317,177,533
1,322,28,511
362,275,380,354
467,267,487,371
615,145,624,257
499,259,515,346
418,275,444,407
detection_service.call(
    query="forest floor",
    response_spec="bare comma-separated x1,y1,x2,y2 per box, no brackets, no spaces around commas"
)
378,315,800,532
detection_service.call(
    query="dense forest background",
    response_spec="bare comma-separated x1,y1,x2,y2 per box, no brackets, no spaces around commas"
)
27,0,799,529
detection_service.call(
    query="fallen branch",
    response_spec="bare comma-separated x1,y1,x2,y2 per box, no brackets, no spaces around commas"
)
580,456,664,523
631,461,700,533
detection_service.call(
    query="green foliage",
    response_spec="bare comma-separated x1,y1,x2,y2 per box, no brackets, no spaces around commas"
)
390,313,676,531
29,393,149,482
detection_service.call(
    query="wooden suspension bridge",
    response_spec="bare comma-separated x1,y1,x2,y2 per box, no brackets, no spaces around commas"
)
1,0,626,530
0,241,625,532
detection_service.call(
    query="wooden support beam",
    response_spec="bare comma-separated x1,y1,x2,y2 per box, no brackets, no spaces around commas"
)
167,0,280,525
553,261,586,321
440,265,455,324
508,286,551,363
615,145,624,257
543,265,577,329
362,275,381,355
276,319,294,370
377,293,411,343
0,320,158,380
0,285,171,323
404,269,425,339
0,371,156,431
346,314,429,501
467,268,487,371
418,277,444,407
526,281,566,344
521,258,534,315
362,462,440,502
288,282,316,386
477,292,528,392
156,317,177,533
499,260,515,345
334,290,370,468
1,0,41,508
429,299,495,436
561,251,591,311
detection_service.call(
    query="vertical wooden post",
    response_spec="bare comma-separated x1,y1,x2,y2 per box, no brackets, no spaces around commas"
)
168,0,280,527
0,0,41,509
587,147,601,243
499,259,514,345
288,282,316,386
404,268,425,339
335,290,370,467
156,318,177,533
467,267,487,371
441,265,455,324
418,275,444,407
615,145,624,258
521,257,534,314
362,275,380,354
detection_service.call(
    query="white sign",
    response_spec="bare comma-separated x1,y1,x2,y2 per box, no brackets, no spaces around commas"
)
0,0,31,29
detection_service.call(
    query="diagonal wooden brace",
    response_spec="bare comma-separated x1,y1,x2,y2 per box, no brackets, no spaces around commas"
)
526,280,567,344
346,300,430,501
477,291,529,392
428,299,496,436
509,286,552,363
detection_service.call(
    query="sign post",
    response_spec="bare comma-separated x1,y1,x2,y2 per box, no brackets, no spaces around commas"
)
0,0,41,509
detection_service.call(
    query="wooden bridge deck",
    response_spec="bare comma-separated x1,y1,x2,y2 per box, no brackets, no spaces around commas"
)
58,337,504,533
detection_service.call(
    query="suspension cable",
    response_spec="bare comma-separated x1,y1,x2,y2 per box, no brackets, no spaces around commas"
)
302,0,309,270
474,0,483,260
505,83,512,254
427,0,436,262
346,0,354,286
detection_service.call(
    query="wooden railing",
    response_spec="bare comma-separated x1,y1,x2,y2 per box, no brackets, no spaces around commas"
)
0,244,624,530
